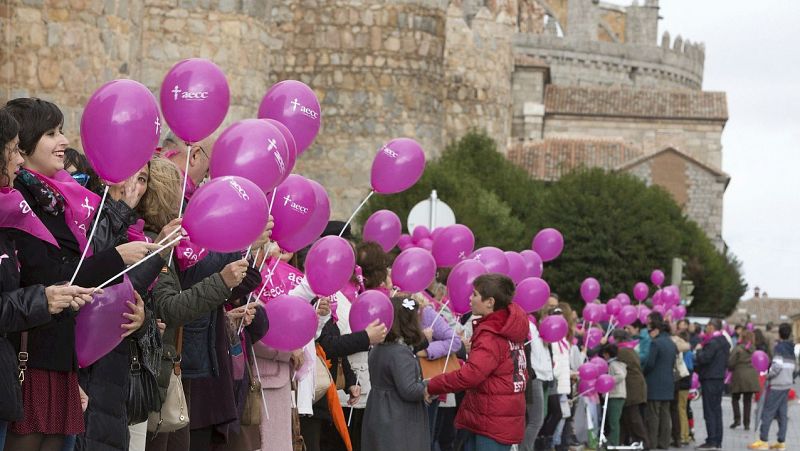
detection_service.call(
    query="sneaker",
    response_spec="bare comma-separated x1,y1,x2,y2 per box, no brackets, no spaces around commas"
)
769,443,786,450
696,444,717,450
748,440,769,450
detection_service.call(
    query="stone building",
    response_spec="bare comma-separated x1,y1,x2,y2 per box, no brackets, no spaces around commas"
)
1,0,728,249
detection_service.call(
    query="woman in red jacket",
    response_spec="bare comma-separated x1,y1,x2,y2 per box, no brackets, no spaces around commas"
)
426,274,529,451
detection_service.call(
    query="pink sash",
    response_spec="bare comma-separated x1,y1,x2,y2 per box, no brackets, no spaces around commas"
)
0,187,59,247
255,258,304,303
174,238,208,271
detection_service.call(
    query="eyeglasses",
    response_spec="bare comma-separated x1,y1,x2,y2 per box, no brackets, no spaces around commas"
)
71,172,90,187
194,145,209,159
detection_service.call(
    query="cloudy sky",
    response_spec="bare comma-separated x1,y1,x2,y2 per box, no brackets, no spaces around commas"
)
606,0,800,299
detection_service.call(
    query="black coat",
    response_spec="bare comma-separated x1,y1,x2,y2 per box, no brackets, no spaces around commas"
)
642,331,678,401
312,318,366,419
695,335,730,381
0,229,51,421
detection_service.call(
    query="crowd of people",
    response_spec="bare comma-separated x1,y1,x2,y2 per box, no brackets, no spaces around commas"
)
0,97,797,451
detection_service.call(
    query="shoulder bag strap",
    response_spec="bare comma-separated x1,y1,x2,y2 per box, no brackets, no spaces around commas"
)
173,326,183,376
18,331,29,384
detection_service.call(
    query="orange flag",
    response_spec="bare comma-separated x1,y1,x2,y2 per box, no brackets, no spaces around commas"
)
317,345,352,451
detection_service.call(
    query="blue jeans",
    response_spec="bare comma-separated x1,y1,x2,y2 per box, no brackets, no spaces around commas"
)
463,432,511,451
0,420,7,450
701,379,724,447
760,388,789,443
62,434,76,451
427,399,440,450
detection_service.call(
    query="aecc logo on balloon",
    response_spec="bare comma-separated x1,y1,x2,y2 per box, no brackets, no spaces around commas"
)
228,180,250,201
290,98,319,119
282,195,310,214
171,85,210,101
382,146,399,159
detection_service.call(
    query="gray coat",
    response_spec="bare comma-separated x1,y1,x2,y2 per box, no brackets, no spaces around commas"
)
643,331,678,401
361,342,429,451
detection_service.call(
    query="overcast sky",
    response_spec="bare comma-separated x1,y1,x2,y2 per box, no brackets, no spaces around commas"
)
604,1,800,299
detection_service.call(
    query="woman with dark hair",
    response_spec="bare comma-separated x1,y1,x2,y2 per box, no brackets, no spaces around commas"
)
1,98,160,451
728,329,759,430
62,148,102,194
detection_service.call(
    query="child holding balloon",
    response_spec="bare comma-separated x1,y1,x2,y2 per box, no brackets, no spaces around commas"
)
600,343,627,446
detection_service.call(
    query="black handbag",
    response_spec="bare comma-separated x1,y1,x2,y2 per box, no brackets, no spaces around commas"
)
127,315,163,425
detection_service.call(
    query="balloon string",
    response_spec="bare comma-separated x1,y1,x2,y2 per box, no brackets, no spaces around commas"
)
603,320,617,340
348,374,360,426
441,331,457,375
239,247,281,335
155,226,182,246
169,143,193,268
339,190,374,237
93,235,183,292
251,248,261,269
267,189,277,218
250,345,269,420
246,243,274,305
429,299,450,329
69,185,109,286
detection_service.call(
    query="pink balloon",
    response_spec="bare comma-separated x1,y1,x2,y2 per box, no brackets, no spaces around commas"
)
412,225,431,243
653,304,666,315
431,224,475,268
469,247,509,275
447,259,488,315
578,378,596,396
504,252,527,284
370,138,426,194
578,362,600,381
430,227,444,241
617,293,631,306
270,174,317,243
513,277,550,314
277,180,330,253
616,305,638,327
540,315,568,343
183,176,268,252
652,289,664,305
595,374,615,394
160,58,230,143
80,79,159,184
258,80,321,154
746,322,754,331
638,306,651,323
606,298,622,316
751,350,770,372
75,276,135,368
672,305,687,321
590,356,609,374
305,236,356,296
532,228,564,262
519,250,544,278
417,238,433,251
691,373,700,389
651,269,665,286
583,303,604,323
349,290,394,332
392,248,436,293
210,119,291,194
580,277,601,303
363,210,402,252
398,234,413,250
263,119,297,184
586,327,604,349
633,282,649,302
260,295,317,351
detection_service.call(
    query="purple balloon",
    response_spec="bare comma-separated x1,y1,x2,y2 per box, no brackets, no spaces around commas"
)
616,305,638,327
638,305,651,323
469,247,509,276
532,228,564,262
258,80,321,154
417,238,433,251
585,327,604,349
595,374,615,394
447,259,488,315
580,277,601,303
411,225,431,243
277,180,330,253
670,305,687,321
349,290,394,332
398,234,413,250
653,304,666,315
160,58,230,143
513,277,551,314
606,298,622,316
578,362,600,381
76,276,136,368
370,138,426,194
617,293,631,306
363,210,402,252
540,315,568,343
305,236,356,296
519,250,544,278
392,248,436,293
504,252,527,284
431,224,475,268
590,356,609,374
80,79,159,183
260,295,317,351
270,174,317,243
430,227,444,241
263,119,297,184
651,269,665,286
210,119,291,194
751,350,770,372
583,303,604,323
633,282,649,302
691,373,700,389
183,176,268,252
578,378,596,396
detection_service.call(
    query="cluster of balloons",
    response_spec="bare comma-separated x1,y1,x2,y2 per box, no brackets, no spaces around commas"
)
577,357,616,396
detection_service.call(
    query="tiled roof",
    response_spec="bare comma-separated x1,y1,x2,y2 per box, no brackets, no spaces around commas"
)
617,147,730,179
544,85,729,121
507,137,642,181
725,297,800,327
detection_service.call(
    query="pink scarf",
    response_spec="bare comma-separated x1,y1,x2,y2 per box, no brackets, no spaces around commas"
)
255,258,304,303
0,187,59,247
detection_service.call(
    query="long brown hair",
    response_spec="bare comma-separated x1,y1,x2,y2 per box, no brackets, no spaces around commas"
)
357,241,389,289
136,157,182,233
385,296,425,348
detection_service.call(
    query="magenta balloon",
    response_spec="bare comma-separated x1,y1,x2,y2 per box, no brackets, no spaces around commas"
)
183,176,268,252
651,269,665,286
263,119,297,183
80,79,159,184
75,276,135,368
519,250,544,278
578,378,596,396
590,356,609,374
617,293,631,306
209,119,290,194
258,80,321,154
412,225,431,243
580,277,601,303
305,236,356,296
652,289,663,306
633,282,649,302
370,138,426,194
653,304,666,315
586,328,604,349
513,277,551,314
270,174,317,243
349,290,394,332
260,295,317,351
392,248,437,293
691,373,700,389
746,322,754,331
447,259,488,315
431,224,475,268
540,315,568,343
578,363,600,381
616,305,638,327
606,298,622,316
363,210,402,252
417,238,433,251
277,179,330,253
532,228,564,262
469,247,509,276
638,306,651,324
398,234,413,250
160,58,230,143
673,305,688,320
430,227,444,241
751,350,770,372
583,303,604,323
504,252,527,284
595,374,615,394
